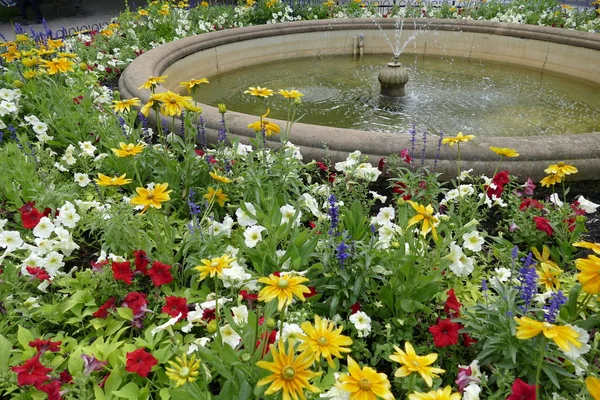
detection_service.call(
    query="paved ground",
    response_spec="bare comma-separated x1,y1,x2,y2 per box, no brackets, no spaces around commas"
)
0,0,126,41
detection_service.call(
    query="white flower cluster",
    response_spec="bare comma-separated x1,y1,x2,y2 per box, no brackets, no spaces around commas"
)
0,88,21,120
23,114,52,143
335,150,381,182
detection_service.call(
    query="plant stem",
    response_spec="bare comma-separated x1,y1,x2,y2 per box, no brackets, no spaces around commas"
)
535,338,547,399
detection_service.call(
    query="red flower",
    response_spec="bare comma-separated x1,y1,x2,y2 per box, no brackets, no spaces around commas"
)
256,330,278,356
240,290,258,307
429,318,461,347
273,271,281,277
133,250,149,274
29,338,61,353
147,261,173,286
571,202,587,216
519,198,544,211
125,348,157,378
91,259,109,271
378,157,386,172
305,286,318,298
162,296,188,320
492,171,510,187
400,148,412,165
11,353,52,388
563,217,576,233
39,380,62,400
350,302,361,315
112,261,133,285
533,216,553,236
444,289,461,317
93,297,116,319
26,266,51,282
507,378,537,400
315,161,329,172
59,370,73,384
202,308,216,321
463,333,477,347
19,202,45,229
195,149,205,157
122,292,148,315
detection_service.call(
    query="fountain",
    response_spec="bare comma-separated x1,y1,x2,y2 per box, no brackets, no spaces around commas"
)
378,55,409,98
119,19,600,181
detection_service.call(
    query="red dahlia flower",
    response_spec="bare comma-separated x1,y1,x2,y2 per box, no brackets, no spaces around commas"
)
429,318,461,347
112,261,133,284
147,261,173,286
125,348,157,378
162,296,188,320
507,378,537,400
11,353,52,388
533,216,553,236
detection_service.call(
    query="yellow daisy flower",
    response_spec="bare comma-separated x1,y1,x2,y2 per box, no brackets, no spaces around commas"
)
41,58,75,75
111,98,141,113
244,86,273,98
111,142,146,157
165,354,200,387
514,317,582,353
406,201,439,241
209,171,232,184
278,89,304,100
94,173,132,186
489,146,519,158
130,182,172,213
586,376,600,400
409,386,461,400
544,161,578,177
256,341,321,400
389,342,445,387
257,273,311,311
203,187,229,207
194,255,235,281
298,315,353,368
180,78,209,93
540,174,562,188
441,132,474,147
336,356,394,400
575,255,600,295
573,241,600,255
139,75,168,90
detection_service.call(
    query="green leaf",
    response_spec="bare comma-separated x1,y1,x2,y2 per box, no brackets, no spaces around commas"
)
400,299,416,312
0,334,12,372
94,385,107,400
116,307,134,321
17,325,35,350
112,382,140,399
159,388,171,400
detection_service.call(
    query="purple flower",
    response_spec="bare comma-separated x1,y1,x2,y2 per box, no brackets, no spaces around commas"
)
327,194,339,235
544,290,566,323
336,240,350,267
517,252,537,313
522,178,536,196
82,354,108,375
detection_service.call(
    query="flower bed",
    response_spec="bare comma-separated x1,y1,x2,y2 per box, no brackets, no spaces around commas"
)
0,1,600,399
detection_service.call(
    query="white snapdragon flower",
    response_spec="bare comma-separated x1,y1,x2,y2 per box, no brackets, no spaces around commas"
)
0,230,24,252
244,225,266,248
349,311,371,337
220,324,241,348
445,241,475,277
74,173,91,187
236,202,258,227
462,231,484,252
33,217,55,239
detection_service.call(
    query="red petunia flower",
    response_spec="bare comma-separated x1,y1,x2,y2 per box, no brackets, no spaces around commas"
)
507,378,537,400
147,261,173,287
91,259,109,271
59,370,73,384
122,292,148,316
444,289,461,317
522,177,536,196
256,329,278,356
162,296,188,320
315,161,329,172
272,271,281,277
133,250,150,275
202,308,216,321
493,171,510,187
93,297,116,319
400,148,412,165
519,198,544,211
111,261,133,285
305,286,318,298
563,217,577,233
29,338,61,353
39,380,62,400
125,348,157,378
19,202,44,229
533,216,553,236
378,157,386,172
26,266,51,282
429,318,461,347
11,353,52,388
350,302,361,315
240,290,258,308
463,333,477,347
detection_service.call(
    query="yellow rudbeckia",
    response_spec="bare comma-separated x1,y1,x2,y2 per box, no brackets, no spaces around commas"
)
441,132,474,147
257,273,311,310
406,201,439,241
130,182,172,213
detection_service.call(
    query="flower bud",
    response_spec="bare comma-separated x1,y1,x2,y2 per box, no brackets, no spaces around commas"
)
13,80,23,88
218,103,227,113
266,318,277,329
240,352,252,362
79,63,88,71
206,320,218,334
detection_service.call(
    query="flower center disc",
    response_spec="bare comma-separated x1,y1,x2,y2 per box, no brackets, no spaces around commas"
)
147,193,155,199
318,336,328,345
282,366,296,380
179,367,190,377
278,279,289,288
211,261,219,268
358,378,371,391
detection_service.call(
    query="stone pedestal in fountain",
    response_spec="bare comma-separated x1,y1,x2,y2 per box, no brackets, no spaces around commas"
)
378,59,409,98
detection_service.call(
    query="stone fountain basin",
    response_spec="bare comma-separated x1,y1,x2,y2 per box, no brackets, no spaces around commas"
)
119,19,600,181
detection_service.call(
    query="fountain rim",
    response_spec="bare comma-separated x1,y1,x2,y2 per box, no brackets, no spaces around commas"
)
119,18,600,181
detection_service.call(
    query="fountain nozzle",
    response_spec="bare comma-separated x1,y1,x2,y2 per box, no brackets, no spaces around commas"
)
378,56,409,98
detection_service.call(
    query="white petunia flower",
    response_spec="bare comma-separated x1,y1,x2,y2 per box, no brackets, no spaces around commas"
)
56,209,80,229
349,311,371,338
353,163,381,182
463,383,481,400
445,241,475,277
277,322,304,342
43,251,64,277
244,225,266,248
577,195,599,213
280,204,300,226
0,230,24,252
369,191,387,203
74,173,91,187
151,313,181,336
371,206,395,227
462,231,484,252
231,305,248,326
549,193,563,207
32,217,55,239
31,121,48,134
220,324,241,348
78,141,96,157
235,202,258,227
